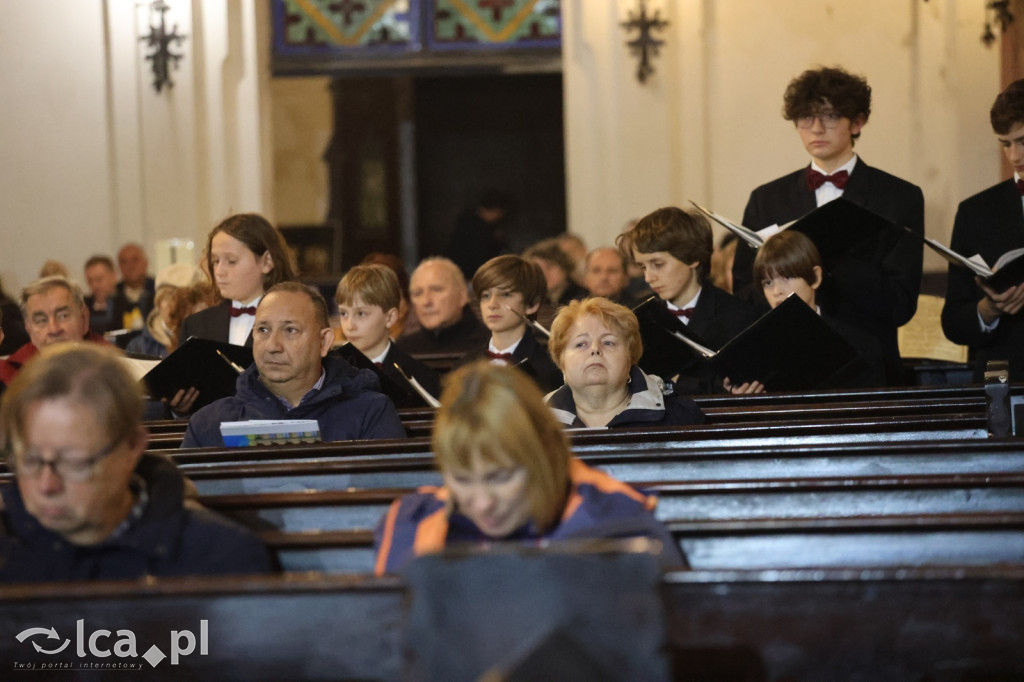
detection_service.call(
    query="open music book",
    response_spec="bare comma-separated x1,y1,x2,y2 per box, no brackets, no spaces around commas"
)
912,231,1024,293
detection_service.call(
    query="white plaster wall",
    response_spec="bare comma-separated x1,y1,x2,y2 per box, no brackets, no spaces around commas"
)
0,2,115,293
564,0,1002,271
0,0,271,292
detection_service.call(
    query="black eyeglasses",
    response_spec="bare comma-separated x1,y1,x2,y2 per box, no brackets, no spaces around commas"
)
796,112,843,129
11,440,120,483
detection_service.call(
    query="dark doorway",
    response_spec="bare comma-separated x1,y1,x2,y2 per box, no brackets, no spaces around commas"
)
326,72,565,271
414,73,566,259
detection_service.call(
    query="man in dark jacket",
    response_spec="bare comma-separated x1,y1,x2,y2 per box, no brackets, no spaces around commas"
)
182,282,405,448
0,343,272,582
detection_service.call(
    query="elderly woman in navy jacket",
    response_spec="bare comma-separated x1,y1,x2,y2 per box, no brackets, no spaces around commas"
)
544,298,705,429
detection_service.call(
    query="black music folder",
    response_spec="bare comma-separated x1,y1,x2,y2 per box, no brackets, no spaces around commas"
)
329,344,433,408
912,233,1024,294
693,197,903,265
141,337,253,410
632,295,715,380
711,295,859,391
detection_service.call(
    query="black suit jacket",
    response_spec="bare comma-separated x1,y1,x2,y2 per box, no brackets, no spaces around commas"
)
181,301,254,348
458,329,564,393
636,285,757,395
396,305,490,357
733,159,924,384
941,179,1024,382
332,342,441,408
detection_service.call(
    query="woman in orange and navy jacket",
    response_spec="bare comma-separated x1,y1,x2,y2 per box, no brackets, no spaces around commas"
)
373,361,685,575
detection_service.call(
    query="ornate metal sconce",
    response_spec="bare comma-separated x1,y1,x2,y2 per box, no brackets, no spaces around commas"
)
621,0,669,84
140,0,187,93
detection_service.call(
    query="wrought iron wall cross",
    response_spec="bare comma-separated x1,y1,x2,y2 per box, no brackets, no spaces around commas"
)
621,0,669,84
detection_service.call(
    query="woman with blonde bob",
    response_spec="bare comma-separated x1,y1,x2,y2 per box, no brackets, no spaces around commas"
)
373,361,684,574
545,298,705,428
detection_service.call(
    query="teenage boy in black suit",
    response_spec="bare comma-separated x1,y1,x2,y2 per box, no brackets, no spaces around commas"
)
618,207,758,394
458,255,563,393
942,78,1024,382
733,66,924,385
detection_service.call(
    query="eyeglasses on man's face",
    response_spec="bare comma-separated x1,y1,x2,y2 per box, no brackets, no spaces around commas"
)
28,308,77,329
9,440,120,483
796,111,843,129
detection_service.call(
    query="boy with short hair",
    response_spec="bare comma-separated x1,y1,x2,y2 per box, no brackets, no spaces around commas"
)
617,207,757,393
941,78,1024,382
335,264,440,407
731,231,884,393
461,255,563,392
733,66,924,385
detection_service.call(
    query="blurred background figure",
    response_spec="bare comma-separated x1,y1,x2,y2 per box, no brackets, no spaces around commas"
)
446,188,513,281
523,237,586,306
116,243,156,331
583,246,634,307
126,263,198,359
556,232,588,286
83,255,124,335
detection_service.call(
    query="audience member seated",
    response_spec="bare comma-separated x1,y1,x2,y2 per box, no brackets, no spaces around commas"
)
115,243,157,331
397,257,490,357
83,254,125,334
544,298,705,428
0,344,273,582
724,231,886,394
458,255,563,393
126,264,197,359
583,246,635,307
0,276,107,386
38,259,70,279
182,283,405,448
0,277,28,356
334,264,440,407
556,231,589,285
524,238,587,306
373,361,685,575
617,207,758,393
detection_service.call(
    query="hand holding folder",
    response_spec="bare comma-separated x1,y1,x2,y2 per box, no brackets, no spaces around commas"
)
635,294,859,391
912,231,1024,294
141,337,253,411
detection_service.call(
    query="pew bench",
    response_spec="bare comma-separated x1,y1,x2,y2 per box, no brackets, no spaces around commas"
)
3,567,1020,680
263,510,1024,573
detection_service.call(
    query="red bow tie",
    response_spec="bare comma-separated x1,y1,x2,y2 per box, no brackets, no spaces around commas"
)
230,306,257,317
806,168,849,191
670,307,696,320
487,350,514,362
1016,179,1024,196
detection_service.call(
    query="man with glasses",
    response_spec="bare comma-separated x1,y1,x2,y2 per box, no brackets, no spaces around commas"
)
0,343,272,581
0,276,107,387
731,66,924,385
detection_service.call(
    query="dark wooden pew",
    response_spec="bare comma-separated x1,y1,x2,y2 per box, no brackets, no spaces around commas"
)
142,428,1024,497
263,510,1024,573
144,382,1016,447
203,472,1024,535
3,568,1019,680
